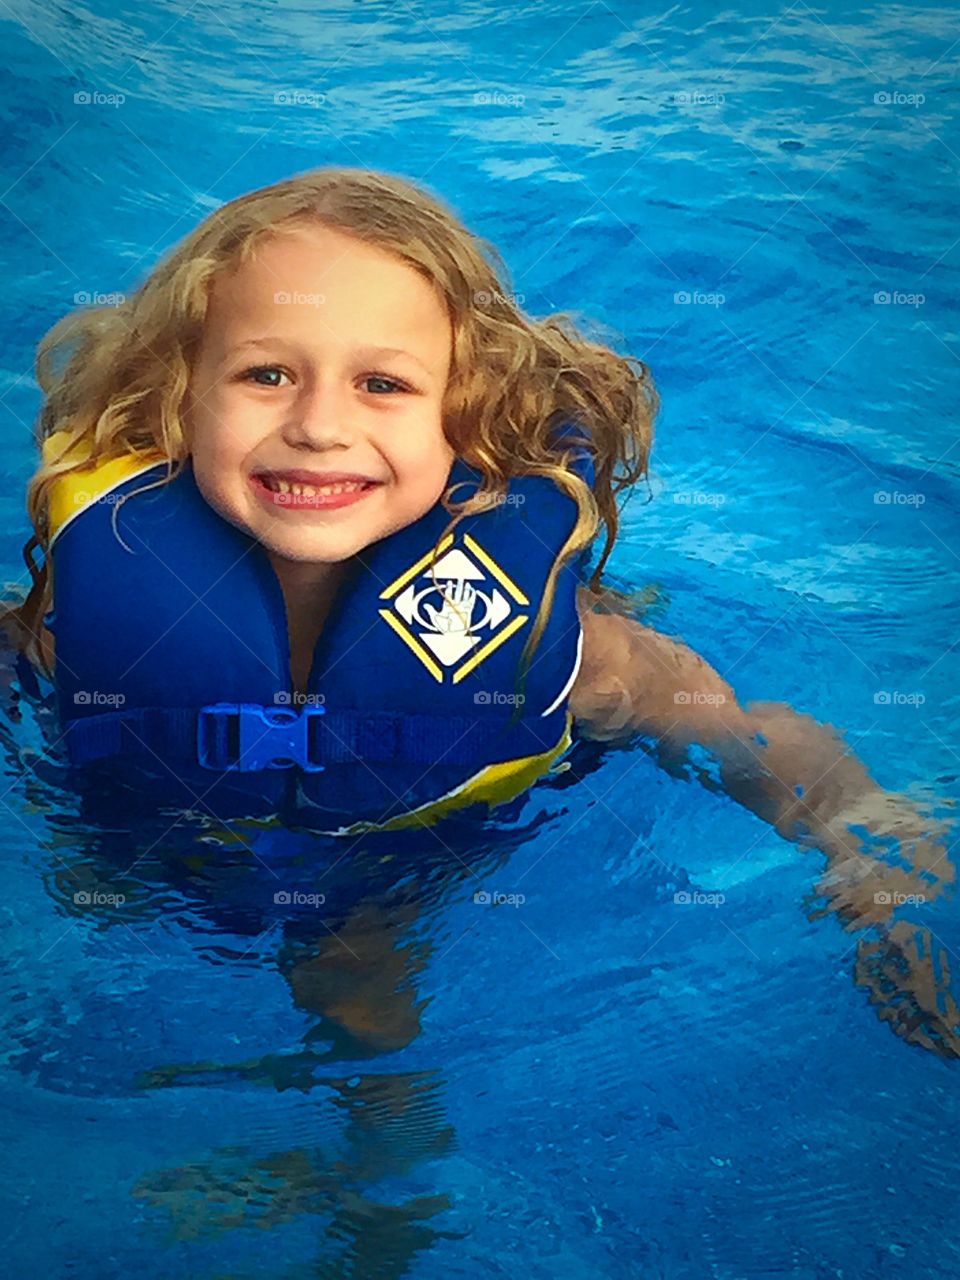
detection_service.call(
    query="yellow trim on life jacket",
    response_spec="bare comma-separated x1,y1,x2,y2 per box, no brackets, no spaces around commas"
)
42,430,169,545
210,710,575,843
320,709,575,836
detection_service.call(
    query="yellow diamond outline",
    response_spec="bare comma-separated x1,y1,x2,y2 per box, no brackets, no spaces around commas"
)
380,534,455,601
462,533,529,605
378,533,530,683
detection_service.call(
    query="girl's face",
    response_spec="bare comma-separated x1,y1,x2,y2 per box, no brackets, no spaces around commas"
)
183,223,455,571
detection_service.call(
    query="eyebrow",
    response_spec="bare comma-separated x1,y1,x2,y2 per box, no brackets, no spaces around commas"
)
226,338,433,376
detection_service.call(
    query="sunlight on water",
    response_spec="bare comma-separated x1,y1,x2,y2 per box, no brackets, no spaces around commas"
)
1,2,958,1277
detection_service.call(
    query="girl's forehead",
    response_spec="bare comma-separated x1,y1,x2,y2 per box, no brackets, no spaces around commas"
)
211,232,446,315
242,223,419,275
204,239,449,332
196,255,452,375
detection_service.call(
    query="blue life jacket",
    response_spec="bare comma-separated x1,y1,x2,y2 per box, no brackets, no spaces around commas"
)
42,428,594,834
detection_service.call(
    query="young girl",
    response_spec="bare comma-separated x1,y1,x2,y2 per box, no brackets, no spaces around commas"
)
4,166,953,948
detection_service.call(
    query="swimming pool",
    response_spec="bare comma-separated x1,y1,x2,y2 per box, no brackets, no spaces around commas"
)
1,1,958,1276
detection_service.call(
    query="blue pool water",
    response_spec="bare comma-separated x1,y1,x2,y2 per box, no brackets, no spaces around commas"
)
1,2,959,1277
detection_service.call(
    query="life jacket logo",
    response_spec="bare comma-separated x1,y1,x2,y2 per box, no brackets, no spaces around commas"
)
379,534,530,683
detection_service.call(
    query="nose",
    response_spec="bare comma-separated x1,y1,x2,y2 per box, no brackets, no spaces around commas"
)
280,378,355,452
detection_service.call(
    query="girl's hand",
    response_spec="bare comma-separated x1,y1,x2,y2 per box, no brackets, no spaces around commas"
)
806,844,944,931
855,920,960,1058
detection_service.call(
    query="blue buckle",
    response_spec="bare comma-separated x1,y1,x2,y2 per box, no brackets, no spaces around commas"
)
197,702,326,772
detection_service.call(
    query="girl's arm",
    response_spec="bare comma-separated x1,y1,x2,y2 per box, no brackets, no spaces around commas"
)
569,589,955,925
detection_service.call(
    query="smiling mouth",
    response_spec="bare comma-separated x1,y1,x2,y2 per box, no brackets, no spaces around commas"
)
258,476,377,497
250,472,383,511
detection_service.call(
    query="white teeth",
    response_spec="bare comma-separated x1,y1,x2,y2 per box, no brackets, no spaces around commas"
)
263,477,366,497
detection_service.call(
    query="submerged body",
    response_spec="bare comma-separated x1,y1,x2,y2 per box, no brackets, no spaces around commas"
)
10,173,953,1051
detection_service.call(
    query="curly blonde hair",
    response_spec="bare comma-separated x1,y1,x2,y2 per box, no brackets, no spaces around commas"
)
11,166,658,690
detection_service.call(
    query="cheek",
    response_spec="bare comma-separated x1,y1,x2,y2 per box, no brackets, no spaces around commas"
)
388,428,450,477
191,457,228,514
409,451,453,506
382,449,451,527
189,425,248,516
191,409,250,474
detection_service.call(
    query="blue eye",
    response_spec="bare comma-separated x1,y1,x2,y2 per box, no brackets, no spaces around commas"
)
241,365,290,387
364,373,410,394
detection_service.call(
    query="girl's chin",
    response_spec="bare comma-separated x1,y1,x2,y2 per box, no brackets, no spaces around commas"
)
260,537,367,565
